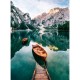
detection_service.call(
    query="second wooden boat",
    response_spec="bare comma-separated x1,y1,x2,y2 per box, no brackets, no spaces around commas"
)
32,44,47,61
22,38,28,45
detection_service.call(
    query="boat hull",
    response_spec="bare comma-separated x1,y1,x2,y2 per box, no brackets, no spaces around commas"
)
32,44,47,61
32,49,46,61
22,38,28,45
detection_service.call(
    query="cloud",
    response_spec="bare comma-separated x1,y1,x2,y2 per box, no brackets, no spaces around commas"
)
37,0,69,6
12,0,69,18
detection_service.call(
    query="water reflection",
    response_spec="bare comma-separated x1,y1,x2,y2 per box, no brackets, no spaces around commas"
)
47,50,69,80
11,29,69,58
11,45,36,80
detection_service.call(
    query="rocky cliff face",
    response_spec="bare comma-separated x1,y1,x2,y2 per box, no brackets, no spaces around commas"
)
32,7,69,27
11,1,32,29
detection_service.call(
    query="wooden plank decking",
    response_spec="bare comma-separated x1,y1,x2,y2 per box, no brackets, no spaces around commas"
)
32,63,51,80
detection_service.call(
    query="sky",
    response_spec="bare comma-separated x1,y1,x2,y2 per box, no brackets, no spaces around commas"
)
12,0,69,18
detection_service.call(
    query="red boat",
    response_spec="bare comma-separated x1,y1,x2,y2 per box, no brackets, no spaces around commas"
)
32,44,47,61
22,38,28,45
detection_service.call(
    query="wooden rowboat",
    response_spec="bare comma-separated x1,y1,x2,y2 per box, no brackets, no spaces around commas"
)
22,38,28,45
32,44,47,61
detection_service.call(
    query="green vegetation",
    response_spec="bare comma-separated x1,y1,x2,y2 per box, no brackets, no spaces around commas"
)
44,21,69,31
58,21,69,31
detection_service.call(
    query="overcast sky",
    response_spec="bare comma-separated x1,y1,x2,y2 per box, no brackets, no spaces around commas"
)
12,0,69,18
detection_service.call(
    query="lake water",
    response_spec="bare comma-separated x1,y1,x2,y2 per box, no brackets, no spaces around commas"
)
11,29,69,80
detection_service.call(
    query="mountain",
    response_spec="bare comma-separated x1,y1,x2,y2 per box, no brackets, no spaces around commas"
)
32,7,69,27
11,1,33,30
11,1,69,30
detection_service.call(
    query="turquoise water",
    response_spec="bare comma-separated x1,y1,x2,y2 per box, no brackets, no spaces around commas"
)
46,48,69,80
11,30,69,80
11,43,36,80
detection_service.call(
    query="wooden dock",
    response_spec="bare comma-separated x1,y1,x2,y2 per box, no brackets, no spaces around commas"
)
32,63,51,80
